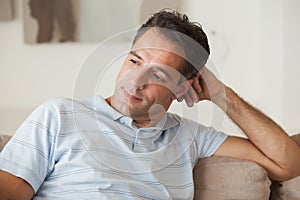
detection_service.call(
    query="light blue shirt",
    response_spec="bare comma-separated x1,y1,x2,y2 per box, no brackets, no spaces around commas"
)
0,96,228,199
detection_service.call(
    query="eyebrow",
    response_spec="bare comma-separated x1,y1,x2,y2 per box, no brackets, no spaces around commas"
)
129,51,144,61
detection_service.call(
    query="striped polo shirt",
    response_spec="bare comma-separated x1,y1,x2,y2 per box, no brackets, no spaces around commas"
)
0,96,227,199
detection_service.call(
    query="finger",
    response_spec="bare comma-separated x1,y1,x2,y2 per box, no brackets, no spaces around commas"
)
189,87,200,103
187,79,199,102
184,93,194,107
177,96,184,102
192,77,203,94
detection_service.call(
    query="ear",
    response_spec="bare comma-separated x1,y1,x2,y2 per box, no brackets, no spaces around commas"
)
171,79,193,100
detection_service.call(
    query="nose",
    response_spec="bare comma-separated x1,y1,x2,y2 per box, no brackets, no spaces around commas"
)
130,67,149,91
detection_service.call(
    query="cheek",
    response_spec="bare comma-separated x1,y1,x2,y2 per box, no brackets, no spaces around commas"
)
115,71,123,84
152,86,174,101
115,64,130,84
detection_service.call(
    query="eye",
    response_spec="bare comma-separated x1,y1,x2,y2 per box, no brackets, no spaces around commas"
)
129,59,140,65
152,72,166,82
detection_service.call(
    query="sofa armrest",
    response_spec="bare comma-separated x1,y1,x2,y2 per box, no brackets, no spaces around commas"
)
193,156,271,200
0,134,11,152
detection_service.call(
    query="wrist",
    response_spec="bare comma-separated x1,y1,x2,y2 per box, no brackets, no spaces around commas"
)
210,85,231,110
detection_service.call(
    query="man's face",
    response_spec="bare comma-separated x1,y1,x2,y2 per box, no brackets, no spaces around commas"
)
110,29,187,125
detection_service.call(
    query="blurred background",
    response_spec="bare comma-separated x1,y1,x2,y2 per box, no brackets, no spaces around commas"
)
0,0,299,136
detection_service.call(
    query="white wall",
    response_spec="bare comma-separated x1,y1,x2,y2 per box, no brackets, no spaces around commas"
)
77,0,142,42
282,0,300,134
0,0,299,136
0,1,96,135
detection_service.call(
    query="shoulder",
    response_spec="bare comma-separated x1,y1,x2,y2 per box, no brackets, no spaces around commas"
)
23,97,96,129
41,97,78,110
37,97,95,114
167,112,224,136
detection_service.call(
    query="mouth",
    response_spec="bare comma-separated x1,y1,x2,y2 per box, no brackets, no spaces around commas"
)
123,88,143,101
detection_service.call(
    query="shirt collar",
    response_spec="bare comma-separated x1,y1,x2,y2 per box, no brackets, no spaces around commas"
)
86,95,179,131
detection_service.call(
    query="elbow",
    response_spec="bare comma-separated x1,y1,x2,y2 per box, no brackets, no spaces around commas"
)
273,142,300,181
284,167,300,181
272,167,299,181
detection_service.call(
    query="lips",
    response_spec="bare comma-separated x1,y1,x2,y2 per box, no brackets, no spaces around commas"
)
123,89,143,101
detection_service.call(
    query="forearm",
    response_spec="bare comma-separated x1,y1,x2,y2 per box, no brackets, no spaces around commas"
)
0,170,34,200
214,86,300,179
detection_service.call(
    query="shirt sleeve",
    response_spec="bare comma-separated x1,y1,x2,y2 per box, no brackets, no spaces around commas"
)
0,101,59,193
196,124,228,158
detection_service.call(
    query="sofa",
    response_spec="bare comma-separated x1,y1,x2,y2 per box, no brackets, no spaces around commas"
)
1,133,299,199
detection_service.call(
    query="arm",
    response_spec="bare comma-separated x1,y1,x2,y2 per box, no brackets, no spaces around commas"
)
0,100,60,198
181,67,300,181
0,170,34,200
214,86,300,181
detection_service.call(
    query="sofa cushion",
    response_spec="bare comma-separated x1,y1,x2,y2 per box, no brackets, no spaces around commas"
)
270,133,300,200
193,156,271,200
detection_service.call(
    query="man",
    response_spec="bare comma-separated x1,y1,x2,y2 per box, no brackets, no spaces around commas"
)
0,10,300,199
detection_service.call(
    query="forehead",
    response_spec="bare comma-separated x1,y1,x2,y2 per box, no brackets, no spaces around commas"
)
131,29,185,71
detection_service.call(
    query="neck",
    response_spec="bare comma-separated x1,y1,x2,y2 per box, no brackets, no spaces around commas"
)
105,96,167,128
132,119,155,128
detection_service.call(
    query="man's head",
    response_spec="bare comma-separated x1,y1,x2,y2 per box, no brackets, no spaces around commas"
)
108,10,210,127
133,9,210,80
